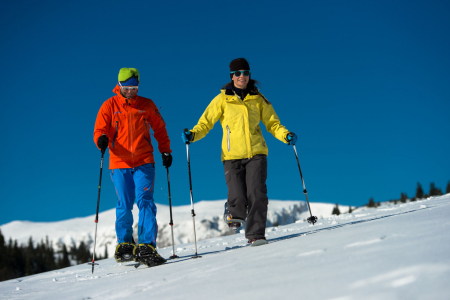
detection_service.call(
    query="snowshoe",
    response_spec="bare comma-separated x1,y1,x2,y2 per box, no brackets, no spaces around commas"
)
223,202,244,230
114,242,136,263
248,237,268,247
133,244,167,267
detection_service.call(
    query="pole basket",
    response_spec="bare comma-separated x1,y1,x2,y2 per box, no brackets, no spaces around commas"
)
307,216,318,224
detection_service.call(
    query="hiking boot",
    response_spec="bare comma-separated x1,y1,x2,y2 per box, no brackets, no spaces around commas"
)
248,237,268,247
134,244,167,267
114,242,136,263
223,202,244,230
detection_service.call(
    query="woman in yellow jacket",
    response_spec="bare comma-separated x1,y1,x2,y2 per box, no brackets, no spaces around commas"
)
182,58,297,246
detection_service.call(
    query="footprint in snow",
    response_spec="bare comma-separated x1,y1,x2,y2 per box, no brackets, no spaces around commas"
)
297,249,326,257
345,236,386,248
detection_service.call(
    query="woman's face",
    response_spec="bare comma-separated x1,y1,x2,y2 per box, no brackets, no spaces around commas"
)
232,70,250,89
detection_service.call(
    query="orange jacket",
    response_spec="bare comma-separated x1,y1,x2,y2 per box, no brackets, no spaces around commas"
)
94,85,171,169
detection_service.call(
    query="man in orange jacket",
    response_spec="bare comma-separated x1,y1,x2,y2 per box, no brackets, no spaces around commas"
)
94,68,171,266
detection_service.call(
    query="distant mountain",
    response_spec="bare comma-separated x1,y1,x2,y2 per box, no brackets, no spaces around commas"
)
0,200,349,258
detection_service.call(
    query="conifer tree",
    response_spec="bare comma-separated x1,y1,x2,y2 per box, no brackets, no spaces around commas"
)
11,240,25,279
332,203,341,215
446,181,450,194
367,198,376,208
415,182,424,199
0,230,4,265
429,182,437,196
44,237,56,271
0,230,5,281
35,239,46,274
348,206,353,213
400,192,408,203
25,237,34,275
57,244,71,269
72,241,91,264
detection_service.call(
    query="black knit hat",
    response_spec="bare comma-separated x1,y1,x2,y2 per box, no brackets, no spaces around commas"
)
229,58,250,79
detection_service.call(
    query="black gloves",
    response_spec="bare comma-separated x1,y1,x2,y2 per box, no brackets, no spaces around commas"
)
97,135,109,153
162,152,172,168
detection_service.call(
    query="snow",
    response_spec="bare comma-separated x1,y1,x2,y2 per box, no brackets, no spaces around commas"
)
0,200,348,258
1,195,449,299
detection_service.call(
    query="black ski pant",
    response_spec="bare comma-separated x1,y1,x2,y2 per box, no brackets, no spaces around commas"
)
223,154,268,239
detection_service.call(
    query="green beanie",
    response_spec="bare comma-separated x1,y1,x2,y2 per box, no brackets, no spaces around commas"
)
118,68,140,86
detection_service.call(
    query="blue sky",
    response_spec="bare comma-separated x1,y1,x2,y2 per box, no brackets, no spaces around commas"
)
1,0,449,225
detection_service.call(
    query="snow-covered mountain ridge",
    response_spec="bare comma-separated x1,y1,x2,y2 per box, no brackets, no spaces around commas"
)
0,200,349,257
1,195,449,300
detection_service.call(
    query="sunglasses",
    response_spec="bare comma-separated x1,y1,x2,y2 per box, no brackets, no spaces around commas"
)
119,82,139,91
230,70,251,77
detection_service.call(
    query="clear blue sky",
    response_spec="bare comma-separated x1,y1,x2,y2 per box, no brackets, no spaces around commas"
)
1,0,449,225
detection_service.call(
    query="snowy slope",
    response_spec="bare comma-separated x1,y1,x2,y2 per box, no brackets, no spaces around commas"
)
1,195,449,300
0,200,348,258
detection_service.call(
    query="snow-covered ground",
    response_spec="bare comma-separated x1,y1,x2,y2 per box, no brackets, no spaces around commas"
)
0,200,348,257
1,195,449,300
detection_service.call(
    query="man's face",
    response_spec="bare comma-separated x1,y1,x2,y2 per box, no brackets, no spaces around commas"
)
120,86,138,98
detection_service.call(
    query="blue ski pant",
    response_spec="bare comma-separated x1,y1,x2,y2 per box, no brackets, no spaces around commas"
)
110,163,158,246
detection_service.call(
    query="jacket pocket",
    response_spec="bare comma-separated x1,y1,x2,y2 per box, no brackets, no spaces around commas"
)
256,125,266,148
112,121,118,148
143,119,151,146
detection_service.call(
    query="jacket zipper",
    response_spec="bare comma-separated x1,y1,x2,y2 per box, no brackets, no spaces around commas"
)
112,121,118,148
128,110,135,167
226,125,231,152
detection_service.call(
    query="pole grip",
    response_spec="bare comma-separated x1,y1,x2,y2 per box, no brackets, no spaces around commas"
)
184,128,190,145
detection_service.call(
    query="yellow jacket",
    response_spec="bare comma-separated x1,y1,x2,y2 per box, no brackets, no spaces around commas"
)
191,88,290,161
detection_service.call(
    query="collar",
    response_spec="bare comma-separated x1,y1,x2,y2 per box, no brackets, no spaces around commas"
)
113,84,138,105
224,86,259,96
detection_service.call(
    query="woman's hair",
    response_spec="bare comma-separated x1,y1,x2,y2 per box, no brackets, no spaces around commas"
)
221,79,270,104
221,79,261,93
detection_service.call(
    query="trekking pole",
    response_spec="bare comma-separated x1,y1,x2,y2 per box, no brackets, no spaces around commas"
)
88,149,105,273
184,128,202,259
290,136,318,225
166,167,179,259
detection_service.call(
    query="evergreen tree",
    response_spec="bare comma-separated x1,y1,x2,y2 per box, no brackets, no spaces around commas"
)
0,230,6,281
57,244,71,269
44,237,56,271
0,234,74,282
348,206,353,213
400,192,408,203
72,241,91,264
104,245,109,259
0,230,4,267
11,240,25,279
446,181,450,194
415,182,424,199
25,237,34,275
429,182,437,196
367,198,376,208
35,240,46,274
332,203,341,215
